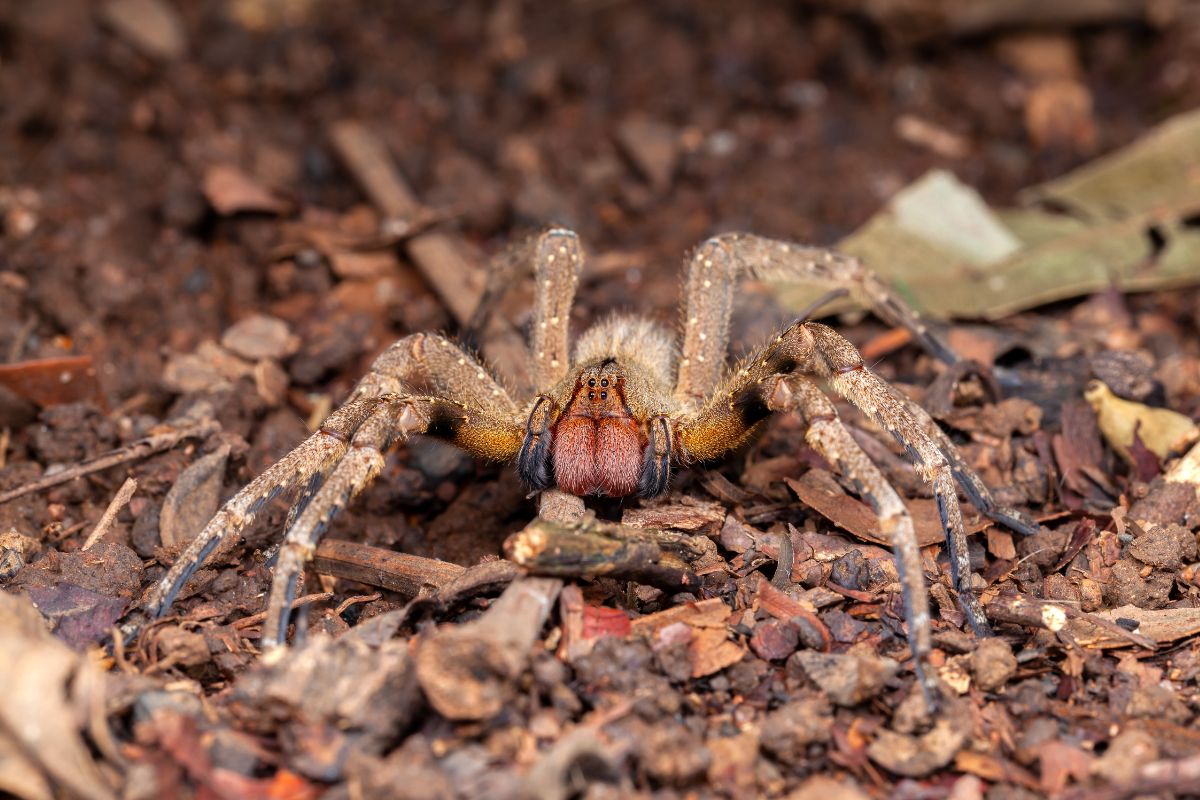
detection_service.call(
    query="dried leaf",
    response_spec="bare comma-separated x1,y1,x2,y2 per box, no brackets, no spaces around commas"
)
1084,379,1198,463
159,445,230,549
100,0,187,61
24,584,128,650
785,470,990,547
0,356,101,408
203,164,288,215
774,110,1200,320
0,593,115,800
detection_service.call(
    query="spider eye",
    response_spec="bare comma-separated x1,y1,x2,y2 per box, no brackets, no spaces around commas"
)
588,378,596,387
600,378,609,387
600,391,607,399
588,391,595,400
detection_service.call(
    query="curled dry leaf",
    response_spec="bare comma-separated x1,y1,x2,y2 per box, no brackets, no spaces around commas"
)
0,592,115,800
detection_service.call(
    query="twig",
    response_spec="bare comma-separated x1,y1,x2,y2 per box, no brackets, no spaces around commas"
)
985,593,1156,650
0,414,218,506
231,592,336,632
504,514,703,591
81,477,137,551
311,539,465,597
1060,753,1200,800
333,592,382,617
328,122,478,319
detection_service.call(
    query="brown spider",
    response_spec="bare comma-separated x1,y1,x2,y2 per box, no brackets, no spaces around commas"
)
147,229,1036,699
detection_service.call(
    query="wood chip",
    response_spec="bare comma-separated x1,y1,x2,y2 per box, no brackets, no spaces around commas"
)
203,164,288,216
101,0,187,61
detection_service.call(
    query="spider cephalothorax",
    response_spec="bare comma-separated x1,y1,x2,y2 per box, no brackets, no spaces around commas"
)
147,228,1037,701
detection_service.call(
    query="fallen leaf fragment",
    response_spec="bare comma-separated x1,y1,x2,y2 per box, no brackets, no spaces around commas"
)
0,593,115,800
631,598,744,678
1084,379,1198,463
203,164,288,215
100,0,187,61
158,444,230,549
0,356,101,408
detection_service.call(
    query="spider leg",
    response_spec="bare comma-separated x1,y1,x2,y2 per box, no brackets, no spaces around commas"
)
529,229,584,392
464,228,584,395
765,375,938,705
678,320,993,634
145,396,379,616
674,233,957,409
147,334,525,623
892,392,1040,536
262,396,415,646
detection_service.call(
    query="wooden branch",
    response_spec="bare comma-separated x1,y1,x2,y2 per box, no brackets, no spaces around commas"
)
985,594,1156,650
504,514,703,592
311,539,465,597
0,413,218,506
327,121,530,388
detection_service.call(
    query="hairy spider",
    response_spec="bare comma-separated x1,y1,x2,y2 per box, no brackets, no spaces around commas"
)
147,229,1036,699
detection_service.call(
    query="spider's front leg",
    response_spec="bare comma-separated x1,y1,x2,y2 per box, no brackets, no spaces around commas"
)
765,376,939,703
675,234,1038,535
147,333,526,647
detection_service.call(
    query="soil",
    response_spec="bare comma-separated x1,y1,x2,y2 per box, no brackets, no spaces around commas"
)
3,2,1200,798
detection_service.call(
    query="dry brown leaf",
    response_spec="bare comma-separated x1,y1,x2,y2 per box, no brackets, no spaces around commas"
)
203,164,288,215
1085,380,1199,464
0,593,115,800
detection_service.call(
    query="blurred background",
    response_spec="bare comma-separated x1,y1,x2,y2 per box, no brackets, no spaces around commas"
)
2,0,1198,413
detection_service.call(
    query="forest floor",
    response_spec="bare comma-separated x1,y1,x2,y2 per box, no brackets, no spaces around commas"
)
3,2,1200,798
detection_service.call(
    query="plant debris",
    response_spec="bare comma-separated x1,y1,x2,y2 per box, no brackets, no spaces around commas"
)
2,3,1200,798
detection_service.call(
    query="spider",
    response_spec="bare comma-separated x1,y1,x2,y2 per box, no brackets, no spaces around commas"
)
146,229,1036,699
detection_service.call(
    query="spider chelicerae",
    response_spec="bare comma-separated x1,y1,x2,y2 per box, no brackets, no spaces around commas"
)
147,228,1037,700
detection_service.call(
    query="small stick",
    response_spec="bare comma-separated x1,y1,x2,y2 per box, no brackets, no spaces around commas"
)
81,477,137,551
327,121,479,319
333,592,382,617
0,415,219,506
985,593,1156,650
231,592,335,632
311,538,465,597
505,514,702,591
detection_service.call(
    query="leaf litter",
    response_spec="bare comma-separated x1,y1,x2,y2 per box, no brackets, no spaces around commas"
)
2,5,1200,799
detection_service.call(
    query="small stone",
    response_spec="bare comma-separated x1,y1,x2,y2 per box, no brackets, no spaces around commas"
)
254,359,290,407
971,637,1018,692
1124,683,1190,724
221,314,299,361
760,695,832,766
1091,729,1158,785
793,648,899,706
616,116,679,192
750,618,800,661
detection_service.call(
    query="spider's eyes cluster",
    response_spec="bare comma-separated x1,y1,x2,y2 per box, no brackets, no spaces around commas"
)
586,376,610,400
